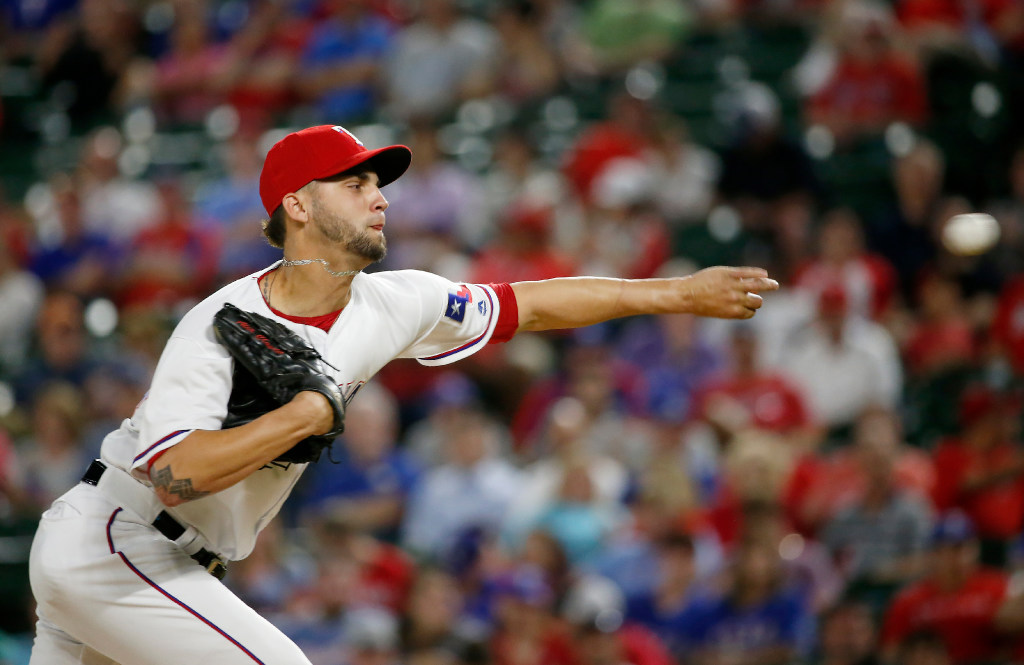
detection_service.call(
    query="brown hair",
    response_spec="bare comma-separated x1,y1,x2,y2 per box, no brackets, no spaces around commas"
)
261,205,287,249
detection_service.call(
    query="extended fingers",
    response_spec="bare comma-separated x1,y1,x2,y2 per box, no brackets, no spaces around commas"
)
731,266,770,280
740,276,780,293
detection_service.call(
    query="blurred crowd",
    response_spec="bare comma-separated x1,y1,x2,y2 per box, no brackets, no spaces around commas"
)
3,0,1024,663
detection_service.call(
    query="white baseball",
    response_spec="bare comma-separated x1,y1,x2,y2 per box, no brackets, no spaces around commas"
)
941,213,1000,256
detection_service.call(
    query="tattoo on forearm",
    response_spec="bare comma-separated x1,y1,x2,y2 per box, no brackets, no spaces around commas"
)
150,464,209,501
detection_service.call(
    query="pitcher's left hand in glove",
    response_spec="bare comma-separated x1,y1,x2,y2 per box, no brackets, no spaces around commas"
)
213,303,345,463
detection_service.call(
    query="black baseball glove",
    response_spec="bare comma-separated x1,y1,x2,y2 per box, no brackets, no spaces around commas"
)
213,303,345,464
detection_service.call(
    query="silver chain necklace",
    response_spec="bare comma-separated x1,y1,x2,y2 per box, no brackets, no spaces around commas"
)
280,257,362,277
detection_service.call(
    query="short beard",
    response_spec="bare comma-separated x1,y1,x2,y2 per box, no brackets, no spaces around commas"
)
309,195,387,263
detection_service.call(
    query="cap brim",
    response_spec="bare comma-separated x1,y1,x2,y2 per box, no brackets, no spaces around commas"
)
347,145,411,187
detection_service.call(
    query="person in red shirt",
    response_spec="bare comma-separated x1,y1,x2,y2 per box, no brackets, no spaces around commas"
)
468,202,577,285
931,385,1024,566
903,272,975,378
561,575,674,665
881,510,1020,664
562,94,654,205
792,208,898,322
489,565,578,665
807,7,927,146
689,324,819,450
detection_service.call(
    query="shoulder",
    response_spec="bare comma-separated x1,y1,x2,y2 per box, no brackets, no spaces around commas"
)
357,269,450,289
351,270,452,308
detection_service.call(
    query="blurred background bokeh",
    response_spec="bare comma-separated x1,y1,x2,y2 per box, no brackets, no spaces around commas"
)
2,0,1024,663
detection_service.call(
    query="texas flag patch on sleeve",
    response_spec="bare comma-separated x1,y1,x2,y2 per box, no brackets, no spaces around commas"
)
444,285,473,324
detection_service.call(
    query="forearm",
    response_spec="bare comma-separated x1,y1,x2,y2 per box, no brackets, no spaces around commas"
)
511,267,776,331
147,393,328,506
512,277,667,331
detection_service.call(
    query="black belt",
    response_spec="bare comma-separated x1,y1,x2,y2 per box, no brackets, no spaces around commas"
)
81,460,227,580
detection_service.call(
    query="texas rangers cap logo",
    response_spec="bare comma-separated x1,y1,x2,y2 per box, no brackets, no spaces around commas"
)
332,126,364,146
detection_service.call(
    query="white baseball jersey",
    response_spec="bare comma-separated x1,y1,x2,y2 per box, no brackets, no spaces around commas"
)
98,264,504,561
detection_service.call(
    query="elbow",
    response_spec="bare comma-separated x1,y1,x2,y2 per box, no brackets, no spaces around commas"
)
148,458,213,506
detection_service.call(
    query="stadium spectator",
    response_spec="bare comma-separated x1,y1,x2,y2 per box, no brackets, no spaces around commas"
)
28,177,116,299
617,310,724,429
562,94,654,205
489,565,575,665
295,0,395,123
880,511,1021,664
12,291,98,407
13,381,90,511
75,128,161,245
560,574,674,665
193,134,282,281
580,0,692,72
531,463,624,564
579,162,672,279
807,3,927,144
689,323,815,449
379,122,486,273
739,501,845,613
896,631,952,665
343,607,402,665
781,284,903,432
490,1,561,105
399,567,465,654
227,521,315,616
873,139,944,294
645,118,721,226
479,131,567,233
679,538,813,665
714,83,819,275
382,0,499,120
511,345,646,459
467,202,577,285
792,208,899,322
214,0,310,132
902,272,975,378
0,237,43,374
296,383,421,541
820,414,933,605
115,177,218,311
503,397,629,548
34,0,138,128
788,407,935,536
146,1,231,127
402,408,521,560
273,554,363,665
623,529,705,658
931,385,1024,566
814,599,880,665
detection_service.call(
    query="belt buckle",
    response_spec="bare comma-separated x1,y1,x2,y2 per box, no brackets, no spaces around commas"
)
206,557,227,580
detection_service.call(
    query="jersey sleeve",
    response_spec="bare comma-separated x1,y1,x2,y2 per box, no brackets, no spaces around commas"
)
397,273,504,366
132,333,233,472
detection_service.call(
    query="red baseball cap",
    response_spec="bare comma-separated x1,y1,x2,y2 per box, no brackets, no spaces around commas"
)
259,125,412,216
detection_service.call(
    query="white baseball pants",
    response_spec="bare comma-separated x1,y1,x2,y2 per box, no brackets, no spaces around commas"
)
28,483,311,665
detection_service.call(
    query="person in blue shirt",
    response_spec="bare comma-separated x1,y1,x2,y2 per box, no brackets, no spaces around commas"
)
679,539,813,665
295,0,394,122
295,383,420,542
625,530,708,659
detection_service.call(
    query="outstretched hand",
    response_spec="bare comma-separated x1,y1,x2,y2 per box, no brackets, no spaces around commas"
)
679,266,780,319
